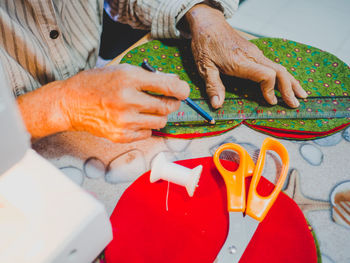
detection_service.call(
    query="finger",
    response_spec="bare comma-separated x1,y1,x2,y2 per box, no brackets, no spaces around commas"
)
291,78,308,98
117,113,168,130
259,57,307,104
233,59,278,105
133,93,181,115
138,114,168,129
200,62,226,109
275,68,300,107
107,129,152,143
139,70,190,100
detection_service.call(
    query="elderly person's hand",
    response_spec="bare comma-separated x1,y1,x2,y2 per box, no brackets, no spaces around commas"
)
185,4,308,109
18,64,189,142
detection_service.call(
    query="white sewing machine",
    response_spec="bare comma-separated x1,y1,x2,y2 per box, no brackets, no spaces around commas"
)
0,63,112,263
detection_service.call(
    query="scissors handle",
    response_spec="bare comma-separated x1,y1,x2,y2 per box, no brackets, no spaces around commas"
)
246,138,289,222
213,143,255,212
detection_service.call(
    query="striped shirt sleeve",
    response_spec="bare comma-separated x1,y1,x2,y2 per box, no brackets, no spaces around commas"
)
106,0,239,39
0,0,103,96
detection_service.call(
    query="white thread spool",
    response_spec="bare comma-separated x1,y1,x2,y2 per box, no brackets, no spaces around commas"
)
150,152,202,197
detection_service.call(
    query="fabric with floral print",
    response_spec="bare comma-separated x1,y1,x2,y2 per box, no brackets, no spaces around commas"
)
120,38,350,139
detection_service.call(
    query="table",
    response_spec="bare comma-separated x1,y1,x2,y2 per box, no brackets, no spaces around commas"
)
33,32,350,263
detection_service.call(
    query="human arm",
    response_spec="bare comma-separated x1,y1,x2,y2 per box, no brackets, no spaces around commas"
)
17,64,189,142
104,0,238,38
185,4,308,108
105,1,306,108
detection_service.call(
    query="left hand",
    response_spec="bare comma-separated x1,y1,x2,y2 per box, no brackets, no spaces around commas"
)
185,4,308,109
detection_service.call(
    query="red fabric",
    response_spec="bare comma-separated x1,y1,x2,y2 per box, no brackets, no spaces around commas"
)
152,123,240,139
105,157,318,263
152,121,350,140
245,121,350,140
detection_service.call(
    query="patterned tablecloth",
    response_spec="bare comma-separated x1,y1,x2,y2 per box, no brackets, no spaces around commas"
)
120,38,350,140
33,124,350,263
32,35,350,263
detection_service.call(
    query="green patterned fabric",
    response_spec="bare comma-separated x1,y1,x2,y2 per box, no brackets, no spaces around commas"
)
120,38,350,138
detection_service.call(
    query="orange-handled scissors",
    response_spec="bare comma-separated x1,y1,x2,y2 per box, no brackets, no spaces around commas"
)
214,137,289,263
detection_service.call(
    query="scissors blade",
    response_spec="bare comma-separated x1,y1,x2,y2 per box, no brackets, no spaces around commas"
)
243,215,259,249
216,213,260,263
215,212,247,263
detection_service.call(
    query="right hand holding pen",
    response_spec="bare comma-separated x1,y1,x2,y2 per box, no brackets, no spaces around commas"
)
62,64,190,142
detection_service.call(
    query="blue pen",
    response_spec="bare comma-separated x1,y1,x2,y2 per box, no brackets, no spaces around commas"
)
141,61,216,124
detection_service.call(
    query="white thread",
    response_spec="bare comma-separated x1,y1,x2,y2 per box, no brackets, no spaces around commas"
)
150,152,202,197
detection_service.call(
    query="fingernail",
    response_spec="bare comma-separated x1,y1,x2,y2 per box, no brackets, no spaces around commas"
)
301,89,308,97
211,96,220,108
271,96,278,105
293,97,300,107
166,73,179,78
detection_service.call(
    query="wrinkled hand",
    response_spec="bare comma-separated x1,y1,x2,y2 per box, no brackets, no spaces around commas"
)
186,4,307,109
62,64,189,142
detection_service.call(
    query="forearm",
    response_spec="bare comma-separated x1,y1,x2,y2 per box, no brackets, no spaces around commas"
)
16,81,71,139
185,3,227,33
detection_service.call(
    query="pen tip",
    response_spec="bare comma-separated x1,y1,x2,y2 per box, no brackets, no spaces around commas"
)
210,119,216,125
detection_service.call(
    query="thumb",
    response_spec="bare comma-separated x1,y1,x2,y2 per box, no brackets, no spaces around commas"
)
201,63,226,109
